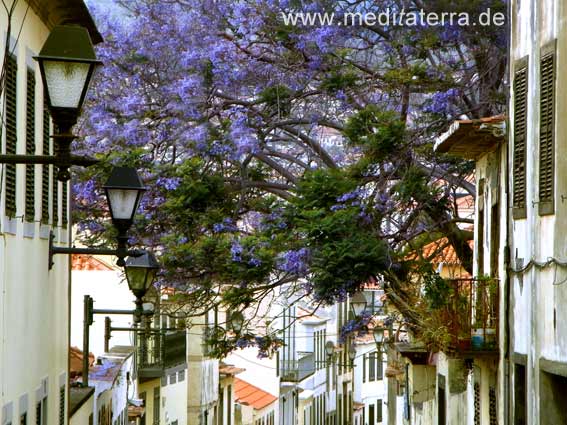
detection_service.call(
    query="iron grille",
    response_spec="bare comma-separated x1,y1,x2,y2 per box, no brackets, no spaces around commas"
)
489,387,498,425
59,386,65,425
474,383,481,425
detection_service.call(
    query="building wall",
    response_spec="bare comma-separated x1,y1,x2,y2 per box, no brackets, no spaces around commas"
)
161,365,188,425
138,378,161,425
354,341,387,425
71,266,136,357
0,2,71,424
70,393,94,425
510,0,567,423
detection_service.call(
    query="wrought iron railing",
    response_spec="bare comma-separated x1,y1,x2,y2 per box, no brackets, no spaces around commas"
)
279,352,315,382
441,278,499,351
137,329,187,377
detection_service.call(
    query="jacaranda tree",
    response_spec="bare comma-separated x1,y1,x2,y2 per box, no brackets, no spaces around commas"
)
74,0,506,356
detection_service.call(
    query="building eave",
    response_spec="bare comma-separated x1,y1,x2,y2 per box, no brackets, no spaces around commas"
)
28,0,103,44
434,116,506,160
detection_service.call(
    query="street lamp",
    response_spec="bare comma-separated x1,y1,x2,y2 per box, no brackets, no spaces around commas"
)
373,326,385,353
35,25,101,129
104,166,147,263
49,166,146,268
325,341,335,358
125,251,159,323
350,292,367,317
348,343,357,366
229,311,245,333
0,25,101,180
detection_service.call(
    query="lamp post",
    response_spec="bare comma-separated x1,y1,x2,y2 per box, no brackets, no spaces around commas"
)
0,25,102,180
124,251,160,323
229,311,244,334
350,292,367,317
48,166,146,268
82,295,156,387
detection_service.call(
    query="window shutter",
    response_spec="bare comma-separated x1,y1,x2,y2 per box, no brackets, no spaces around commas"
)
62,181,68,225
59,386,65,425
53,178,59,226
41,105,50,224
513,57,528,219
25,68,35,222
539,41,556,215
5,54,17,217
377,352,383,380
363,353,366,383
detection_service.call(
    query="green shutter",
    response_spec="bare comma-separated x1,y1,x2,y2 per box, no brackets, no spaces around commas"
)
62,181,68,225
5,54,17,217
41,105,50,224
25,68,35,222
539,41,556,215
59,386,65,425
513,57,528,219
53,177,59,226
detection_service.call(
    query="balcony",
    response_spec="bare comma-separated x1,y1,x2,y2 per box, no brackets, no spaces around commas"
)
137,330,186,380
421,277,498,354
279,352,315,382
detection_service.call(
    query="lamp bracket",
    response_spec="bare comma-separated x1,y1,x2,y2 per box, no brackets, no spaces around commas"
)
48,231,143,269
0,154,98,181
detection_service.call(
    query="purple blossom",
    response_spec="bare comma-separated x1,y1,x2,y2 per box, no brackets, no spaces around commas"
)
230,240,243,262
156,177,181,191
277,248,310,275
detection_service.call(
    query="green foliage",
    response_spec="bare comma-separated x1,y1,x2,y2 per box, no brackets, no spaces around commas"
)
423,273,450,309
320,71,358,93
344,107,406,161
294,169,357,210
259,85,293,116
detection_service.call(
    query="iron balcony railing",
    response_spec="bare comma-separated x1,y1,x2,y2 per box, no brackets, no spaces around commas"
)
279,352,315,382
441,278,499,351
137,329,187,378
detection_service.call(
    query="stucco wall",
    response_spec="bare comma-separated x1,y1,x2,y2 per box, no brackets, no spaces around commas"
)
0,2,70,424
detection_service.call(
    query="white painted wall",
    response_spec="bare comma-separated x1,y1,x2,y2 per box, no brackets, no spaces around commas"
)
0,2,74,424
71,267,136,357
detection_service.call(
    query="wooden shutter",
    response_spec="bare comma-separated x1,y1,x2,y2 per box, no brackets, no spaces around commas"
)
539,41,556,215
513,57,528,219
53,177,59,226
25,68,35,222
62,181,68,225
5,54,17,217
41,105,50,224
59,386,65,425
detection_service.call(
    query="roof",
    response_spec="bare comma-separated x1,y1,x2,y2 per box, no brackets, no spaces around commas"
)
28,0,102,44
69,346,95,378
417,237,474,266
89,346,134,383
219,363,245,377
434,116,506,159
72,254,115,271
234,378,277,410
69,386,95,416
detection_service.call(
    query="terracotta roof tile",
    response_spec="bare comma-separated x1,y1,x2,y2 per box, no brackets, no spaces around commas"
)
234,378,277,410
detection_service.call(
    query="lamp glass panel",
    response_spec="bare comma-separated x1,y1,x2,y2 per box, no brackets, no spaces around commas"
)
107,189,139,220
145,269,158,291
126,267,148,292
43,61,90,108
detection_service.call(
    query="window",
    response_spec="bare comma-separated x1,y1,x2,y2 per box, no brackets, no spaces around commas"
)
178,370,185,382
169,373,176,385
25,68,35,222
5,53,17,217
62,182,68,225
227,385,232,425
369,405,375,425
20,413,27,425
52,178,59,226
376,399,382,423
41,105,50,224
369,352,376,382
139,392,146,425
539,41,556,215
35,397,47,425
59,386,65,425
363,353,366,383
512,56,528,219
152,387,160,425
